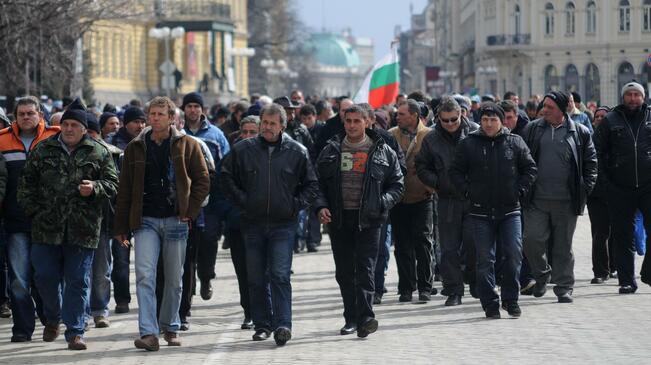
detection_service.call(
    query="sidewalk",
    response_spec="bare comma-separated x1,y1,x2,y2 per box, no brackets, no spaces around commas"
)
0,215,649,364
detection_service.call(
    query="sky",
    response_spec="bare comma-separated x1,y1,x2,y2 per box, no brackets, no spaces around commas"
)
296,0,429,62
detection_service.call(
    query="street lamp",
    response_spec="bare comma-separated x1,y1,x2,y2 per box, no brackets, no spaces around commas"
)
149,26,185,96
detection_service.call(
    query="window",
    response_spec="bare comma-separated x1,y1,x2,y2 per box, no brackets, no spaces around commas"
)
585,63,600,103
545,3,555,36
565,64,579,92
515,5,521,35
644,0,651,32
619,0,631,32
586,1,597,34
544,65,559,92
565,2,575,35
617,62,635,100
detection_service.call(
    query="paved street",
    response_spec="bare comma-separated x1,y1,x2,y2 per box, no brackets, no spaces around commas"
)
1,215,650,364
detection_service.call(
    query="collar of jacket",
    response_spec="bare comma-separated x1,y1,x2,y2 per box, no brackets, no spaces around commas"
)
328,128,385,150
471,126,511,139
43,132,96,150
97,137,122,155
532,114,576,133
184,114,210,134
132,125,185,146
9,119,57,140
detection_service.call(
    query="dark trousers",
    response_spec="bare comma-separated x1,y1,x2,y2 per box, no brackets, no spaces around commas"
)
227,226,250,319
306,208,322,247
437,197,475,296
374,221,391,296
588,197,615,278
607,186,651,289
111,240,131,305
329,210,381,326
197,214,222,282
0,230,8,305
391,200,434,294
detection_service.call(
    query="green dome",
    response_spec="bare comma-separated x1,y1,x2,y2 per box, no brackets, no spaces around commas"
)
309,33,360,68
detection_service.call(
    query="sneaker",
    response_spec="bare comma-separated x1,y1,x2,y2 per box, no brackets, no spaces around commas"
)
163,331,181,346
67,335,87,350
533,281,547,298
502,301,521,317
357,318,378,338
274,327,292,346
134,335,160,351
115,303,130,314
93,316,110,328
0,302,11,318
418,292,431,302
398,293,412,302
43,323,60,342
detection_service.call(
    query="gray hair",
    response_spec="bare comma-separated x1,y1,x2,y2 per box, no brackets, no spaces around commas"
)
260,103,288,126
438,96,461,114
240,115,260,127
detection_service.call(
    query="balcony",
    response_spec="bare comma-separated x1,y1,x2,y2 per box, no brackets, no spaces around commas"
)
154,0,231,22
486,34,531,46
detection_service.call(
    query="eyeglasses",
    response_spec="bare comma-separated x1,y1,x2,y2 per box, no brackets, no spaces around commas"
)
439,116,460,124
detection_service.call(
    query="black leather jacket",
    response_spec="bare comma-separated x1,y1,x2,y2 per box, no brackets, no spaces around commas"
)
415,117,479,199
220,134,319,226
314,129,404,230
595,104,651,191
450,127,537,219
521,116,597,215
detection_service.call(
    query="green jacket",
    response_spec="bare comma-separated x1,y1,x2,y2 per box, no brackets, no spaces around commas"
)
17,134,119,249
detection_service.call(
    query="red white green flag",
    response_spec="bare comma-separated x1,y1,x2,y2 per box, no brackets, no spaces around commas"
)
353,46,400,108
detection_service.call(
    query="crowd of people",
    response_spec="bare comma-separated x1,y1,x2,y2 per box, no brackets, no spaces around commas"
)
0,82,649,351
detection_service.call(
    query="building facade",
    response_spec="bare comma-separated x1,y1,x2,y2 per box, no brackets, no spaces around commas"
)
84,0,250,106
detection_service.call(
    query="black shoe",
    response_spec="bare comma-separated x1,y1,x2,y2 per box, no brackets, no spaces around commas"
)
619,285,637,294
485,305,501,319
180,320,189,331
418,292,431,302
398,293,412,302
10,335,31,342
445,295,462,306
252,328,271,341
520,279,536,294
430,287,438,295
357,318,378,338
241,318,253,330
274,327,292,346
502,301,521,317
533,281,547,298
609,272,618,279
115,303,130,314
373,293,382,305
340,323,357,335
557,293,574,303
307,244,318,253
0,303,11,318
590,277,607,284
200,279,213,300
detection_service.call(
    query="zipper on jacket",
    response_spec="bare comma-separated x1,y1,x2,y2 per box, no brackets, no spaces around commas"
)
623,113,645,188
358,141,380,231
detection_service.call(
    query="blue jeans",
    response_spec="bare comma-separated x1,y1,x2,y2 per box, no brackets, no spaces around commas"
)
471,214,523,309
111,239,131,305
7,233,42,338
242,223,295,331
134,216,188,337
31,243,94,341
90,231,112,317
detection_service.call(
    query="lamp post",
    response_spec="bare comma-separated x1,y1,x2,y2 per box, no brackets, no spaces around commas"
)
149,26,185,96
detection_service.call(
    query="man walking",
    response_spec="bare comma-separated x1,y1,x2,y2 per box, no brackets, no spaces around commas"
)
521,91,597,303
113,96,209,351
18,98,119,349
220,103,319,346
315,105,403,337
450,103,537,318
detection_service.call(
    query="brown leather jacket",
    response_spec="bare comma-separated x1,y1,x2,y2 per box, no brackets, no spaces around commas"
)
113,126,210,235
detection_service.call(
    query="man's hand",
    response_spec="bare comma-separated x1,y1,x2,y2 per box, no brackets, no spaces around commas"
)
79,180,95,197
114,234,131,248
318,208,332,224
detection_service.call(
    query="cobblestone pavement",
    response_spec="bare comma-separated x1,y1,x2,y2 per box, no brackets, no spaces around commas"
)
1,215,650,364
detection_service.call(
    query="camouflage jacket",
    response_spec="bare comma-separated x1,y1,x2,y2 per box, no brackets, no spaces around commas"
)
17,134,119,249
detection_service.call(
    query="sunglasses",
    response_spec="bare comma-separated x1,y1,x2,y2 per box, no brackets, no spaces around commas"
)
439,116,460,124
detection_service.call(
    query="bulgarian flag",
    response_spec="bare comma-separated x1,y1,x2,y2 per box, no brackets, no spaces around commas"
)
353,45,400,108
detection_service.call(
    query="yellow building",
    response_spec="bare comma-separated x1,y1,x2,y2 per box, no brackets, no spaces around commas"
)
84,0,250,106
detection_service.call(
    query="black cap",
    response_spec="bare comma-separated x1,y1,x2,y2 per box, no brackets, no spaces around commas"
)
86,111,100,133
99,112,117,129
418,102,429,118
61,97,88,128
123,107,146,125
544,91,570,113
181,92,204,109
479,102,505,122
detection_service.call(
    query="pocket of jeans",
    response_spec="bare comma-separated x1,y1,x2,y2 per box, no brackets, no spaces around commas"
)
166,220,189,241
